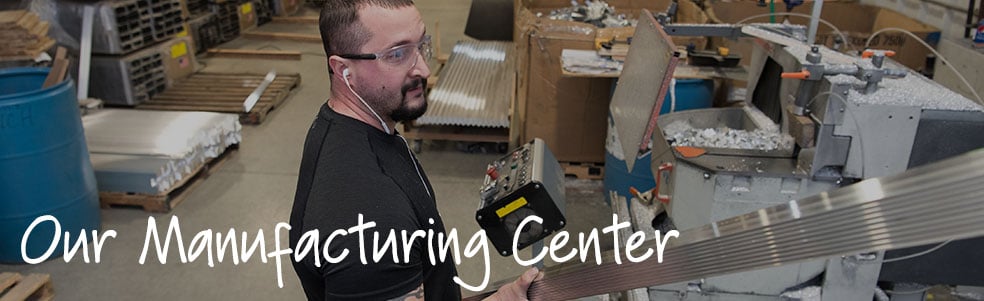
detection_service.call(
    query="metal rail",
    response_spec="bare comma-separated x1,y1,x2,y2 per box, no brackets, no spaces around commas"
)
466,148,984,300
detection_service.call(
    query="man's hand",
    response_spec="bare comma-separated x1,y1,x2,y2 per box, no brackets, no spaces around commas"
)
483,268,544,301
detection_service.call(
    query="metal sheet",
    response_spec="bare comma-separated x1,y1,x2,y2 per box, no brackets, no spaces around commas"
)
83,109,241,193
418,41,513,128
610,9,679,172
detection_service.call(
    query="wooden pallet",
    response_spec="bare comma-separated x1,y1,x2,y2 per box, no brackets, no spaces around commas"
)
137,72,301,124
99,147,237,213
561,162,604,180
0,273,53,301
400,124,510,153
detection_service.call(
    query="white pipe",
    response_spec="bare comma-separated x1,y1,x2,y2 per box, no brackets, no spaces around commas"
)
77,6,94,101
807,0,824,45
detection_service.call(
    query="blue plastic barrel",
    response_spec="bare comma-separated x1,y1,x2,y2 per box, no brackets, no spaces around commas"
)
0,67,100,263
604,79,713,206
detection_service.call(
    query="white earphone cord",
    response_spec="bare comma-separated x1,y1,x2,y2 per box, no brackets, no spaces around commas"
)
398,135,432,199
343,70,391,134
342,71,429,198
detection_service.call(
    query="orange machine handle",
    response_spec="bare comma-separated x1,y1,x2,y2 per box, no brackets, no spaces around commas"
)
862,50,896,58
781,69,811,80
654,162,674,204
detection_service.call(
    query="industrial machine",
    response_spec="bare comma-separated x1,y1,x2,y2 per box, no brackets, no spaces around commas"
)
466,6,984,300
644,18,984,301
476,138,567,257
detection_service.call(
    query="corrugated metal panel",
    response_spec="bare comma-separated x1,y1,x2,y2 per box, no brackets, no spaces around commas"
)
417,41,514,128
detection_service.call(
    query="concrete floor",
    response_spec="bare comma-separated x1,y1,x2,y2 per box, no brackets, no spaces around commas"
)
1,2,613,300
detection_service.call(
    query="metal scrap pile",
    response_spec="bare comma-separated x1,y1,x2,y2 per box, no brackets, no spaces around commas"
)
663,120,792,151
542,0,633,28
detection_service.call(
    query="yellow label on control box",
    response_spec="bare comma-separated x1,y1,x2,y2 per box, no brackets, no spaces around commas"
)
241,3,253,14
496,197,528,218
171,42,188,58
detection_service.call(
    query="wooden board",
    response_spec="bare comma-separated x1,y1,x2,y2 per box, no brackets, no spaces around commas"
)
0,273,53,301
0,10,53,61
207,48,302,60
138,72,301,124
401,124,510,143
99,147,237,213
561,162,605,180
241,31,321,43
270,16,318,24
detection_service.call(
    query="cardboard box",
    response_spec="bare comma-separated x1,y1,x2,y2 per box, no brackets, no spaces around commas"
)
272,0,300,16
239,2,257,31
706,1,940,71
513,0,709,163
160,36,198,85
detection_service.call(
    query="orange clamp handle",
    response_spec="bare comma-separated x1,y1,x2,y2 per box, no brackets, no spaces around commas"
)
862,50,896,58
654,162,674,204
781,69,810,80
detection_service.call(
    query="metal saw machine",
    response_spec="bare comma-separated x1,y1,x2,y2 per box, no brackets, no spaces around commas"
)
643,15,984,301
467,8,984,300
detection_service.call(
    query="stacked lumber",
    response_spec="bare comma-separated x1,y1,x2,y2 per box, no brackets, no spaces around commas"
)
0,10,55,61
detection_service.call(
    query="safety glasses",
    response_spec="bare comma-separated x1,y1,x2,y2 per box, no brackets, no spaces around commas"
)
338,35,433,69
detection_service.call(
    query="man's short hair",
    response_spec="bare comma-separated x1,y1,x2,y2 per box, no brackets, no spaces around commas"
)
319,0,415,73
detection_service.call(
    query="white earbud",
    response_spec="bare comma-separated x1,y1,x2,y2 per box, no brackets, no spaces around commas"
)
341,67,391,134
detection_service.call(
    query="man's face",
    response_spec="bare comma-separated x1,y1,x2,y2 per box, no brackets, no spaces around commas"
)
350,5,430,123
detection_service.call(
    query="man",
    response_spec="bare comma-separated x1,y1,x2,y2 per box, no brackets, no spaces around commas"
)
290,0,539,300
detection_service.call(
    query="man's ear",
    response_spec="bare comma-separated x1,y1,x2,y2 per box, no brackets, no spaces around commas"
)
327,56,347,77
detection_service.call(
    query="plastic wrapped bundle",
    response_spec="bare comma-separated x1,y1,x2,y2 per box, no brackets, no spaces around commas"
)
82,109,241,194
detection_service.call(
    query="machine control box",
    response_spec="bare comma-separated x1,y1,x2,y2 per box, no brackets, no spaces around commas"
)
476,138,566,256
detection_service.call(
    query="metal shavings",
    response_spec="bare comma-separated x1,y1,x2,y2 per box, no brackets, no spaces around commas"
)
785,44,983,111
848,74,983,111
780,286,822,301
826,73,983,111
546,0,633,28
663,120,792,151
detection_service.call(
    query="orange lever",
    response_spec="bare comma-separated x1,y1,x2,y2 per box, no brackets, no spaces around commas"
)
654,162,674,204
862,50,896,58
781,69,811,80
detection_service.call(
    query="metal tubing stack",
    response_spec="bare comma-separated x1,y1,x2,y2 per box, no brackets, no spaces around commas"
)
88,46,168,106
186,12,222,54
210,1,241,43
52,0,189,105
145,0,185,43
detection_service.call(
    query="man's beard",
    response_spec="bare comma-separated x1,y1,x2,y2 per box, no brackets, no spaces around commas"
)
390,78,428,122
